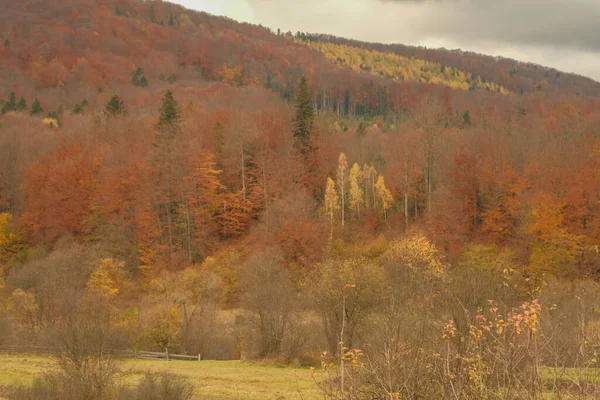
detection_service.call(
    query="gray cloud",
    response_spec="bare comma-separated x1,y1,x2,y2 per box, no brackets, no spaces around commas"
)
409,0,600,53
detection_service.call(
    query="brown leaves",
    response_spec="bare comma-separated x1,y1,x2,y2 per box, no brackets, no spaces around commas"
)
20,140,99,245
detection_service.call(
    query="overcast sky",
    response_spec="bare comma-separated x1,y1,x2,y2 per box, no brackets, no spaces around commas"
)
175,0,600,82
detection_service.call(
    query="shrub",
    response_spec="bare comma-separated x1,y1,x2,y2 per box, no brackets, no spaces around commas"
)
8,369,118,400
117,372,194,400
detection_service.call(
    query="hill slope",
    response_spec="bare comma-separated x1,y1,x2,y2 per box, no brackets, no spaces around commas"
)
0,0,599,269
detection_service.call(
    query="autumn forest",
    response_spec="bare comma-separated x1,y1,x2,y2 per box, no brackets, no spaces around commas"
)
2,0,600,398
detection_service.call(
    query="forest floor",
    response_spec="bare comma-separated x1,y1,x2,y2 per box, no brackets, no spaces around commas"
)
0,353,321,399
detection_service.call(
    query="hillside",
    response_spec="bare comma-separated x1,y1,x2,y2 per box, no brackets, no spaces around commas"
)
298,38,509,94
2,0,597,114
1,1,600,398
303,33,600,97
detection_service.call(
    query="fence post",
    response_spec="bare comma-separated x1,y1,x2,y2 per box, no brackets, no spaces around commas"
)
198,353,201,361
165,348,169,361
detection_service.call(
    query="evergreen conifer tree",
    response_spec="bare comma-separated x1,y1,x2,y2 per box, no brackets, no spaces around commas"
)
156,90,181,129
1,92,17,114
46,111,62,128
105,95,126,116
30,98,43,116
131,67,149,87
149,3,156,23
16,97,27,112
292,77,315,156
72,103,84,115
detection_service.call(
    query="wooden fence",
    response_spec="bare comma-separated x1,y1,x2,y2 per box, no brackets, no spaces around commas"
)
134,349,202,361
0,345,202,361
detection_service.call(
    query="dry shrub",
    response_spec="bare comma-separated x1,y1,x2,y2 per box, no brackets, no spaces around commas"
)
117,372,194,400
9,370,118,400
9,371,194,400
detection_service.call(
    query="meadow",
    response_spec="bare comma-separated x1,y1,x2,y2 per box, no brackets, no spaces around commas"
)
0,354,321,400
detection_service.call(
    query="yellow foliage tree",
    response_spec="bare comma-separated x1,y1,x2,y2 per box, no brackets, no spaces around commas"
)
526,196,587,277
217,64,242,85
87,258,126,298
178,13,194,30
0,213,26,266
458,244,517,272
8,289,39,331
375,175,393,220
324,177,340,237
141,303,182,350
337,153,348,227
300,40,509,94
385,234,446,277
349,163,364,219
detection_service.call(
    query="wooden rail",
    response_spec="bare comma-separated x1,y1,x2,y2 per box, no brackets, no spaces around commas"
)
0,346,202,361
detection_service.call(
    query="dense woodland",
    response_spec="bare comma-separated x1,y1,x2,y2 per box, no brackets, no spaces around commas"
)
2,0,600,398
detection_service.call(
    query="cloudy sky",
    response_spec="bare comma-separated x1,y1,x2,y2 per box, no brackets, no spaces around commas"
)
175,0,600,81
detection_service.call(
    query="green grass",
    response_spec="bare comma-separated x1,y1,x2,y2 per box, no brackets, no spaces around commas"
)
4,354,600,399
0,354,322,399
540,366,600,383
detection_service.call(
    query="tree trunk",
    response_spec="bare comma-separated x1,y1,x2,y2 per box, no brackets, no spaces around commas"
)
241,141,246,202
330,211,334,238
165,200,173,256
341,176,345,227
404,162,409,231
261,151,269,235
415,191,418,220
184,202,192,263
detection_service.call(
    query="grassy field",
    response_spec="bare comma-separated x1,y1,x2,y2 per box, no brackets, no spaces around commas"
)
0,354,322,399
4,354,600,399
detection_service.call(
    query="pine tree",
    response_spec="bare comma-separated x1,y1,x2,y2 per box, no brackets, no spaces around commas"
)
168,14,174,27
462,110,471,126
131,67,148,87
152,91,183,256
46,111,62,128
30,98,43,116
105,95,126,116
156,91,181,129
1,92,17,114
149,3,156,23
292,76,315,156
16,97,27,112
71,103,84,115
